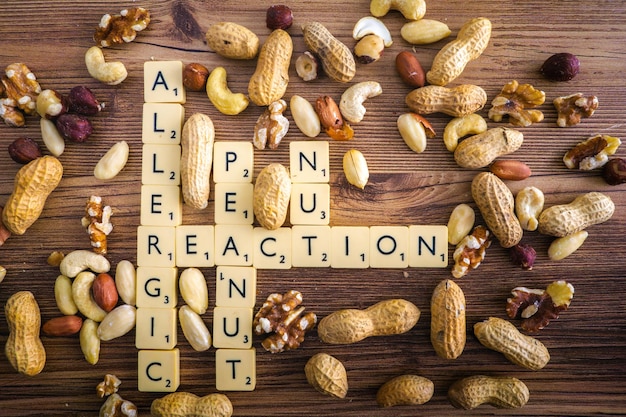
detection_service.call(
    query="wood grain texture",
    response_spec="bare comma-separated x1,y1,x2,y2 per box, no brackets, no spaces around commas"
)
1,1,625,415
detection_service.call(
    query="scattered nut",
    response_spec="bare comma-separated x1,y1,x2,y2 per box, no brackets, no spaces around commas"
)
179,305,211,352
353,34,385,64
115,260,136,306
181,113,215,210
68,86,104,115
295,51,321,81
248,29,292,106
506,281,574,331
54,274,78,316
0,265,6,284
96,374,122,398
553,93,598,127
40,118,66,157
60,249,110,278
603,157,626,185
405,84,487,117
42,315,83,336
47,251,65,267
81,195,114,255
97,304,136,341
179,268,208,315
0,206,11,247
253,99,289,150
2,63,42,118
370,0,426,20
253,163,292,230
266,4,294,30
376,374,434,407
509,243,537,270
100,393,137,417
452,225,491,278
447,203,475,246
343,149,369,189
80,318,100,365
515,186,544,232
289,95,321,138
489,160,532,181
397,112,434,153
72,271,108,322
488,80,545,126
252,290,317,353
94,141,130,180
55,113,93,142
540,52,580,81
339,81,382,124
315,95,354,140
94,7,151,47
206,66,249,116
430,279,466,360
304,353,348,399
442,113,488,152
538,192,615,237
353,16,393,47
8,137,42,164
563,134,621,170
448,375,529,410
301,21,356,83
400,19,451,45
548,230,589,261
92,272,119,312
395,51,425,88
183,63,209,92
85,46,128,86
455,127,524,169
35,89,68,119
151,392,233,417
205,22,260,60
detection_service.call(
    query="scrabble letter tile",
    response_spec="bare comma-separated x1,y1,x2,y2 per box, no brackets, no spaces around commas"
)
135,307,177,349
408,225,448,267
369,226,409,268
215,266,257,308
291,225,331,267
330,226,370,268
175,225,215,267
215,349,256,391
289,141,330,183
140,185,182,226
144,61,186,103
142,144,181,185
138,349,180,392
214,183,254,225
212,307,253,349
253,227,291,269
142,103,184,144
137,226,176,267
214,225,253,266
136,266,178,308
290,183,330,225
213,142,254,183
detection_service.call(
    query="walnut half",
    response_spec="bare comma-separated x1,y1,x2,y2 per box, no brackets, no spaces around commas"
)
563,134,621,170
506,280,574,332
553,93,598,127
488,80,545,127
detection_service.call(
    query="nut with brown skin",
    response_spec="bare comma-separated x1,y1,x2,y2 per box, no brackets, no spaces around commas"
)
92,272,118,312
42,315,83,336
553,93,598,127
68,86,103,115
509,243,536,270
55,113,93,142
8,137,42,164
266,5,293,30
354,34,385,64
563,134,621,170
395,51,425,88
489,160,532,181
315,95,354,140
506,281,574,331
182,63,209,92
540,52,580,81
603,157,626,185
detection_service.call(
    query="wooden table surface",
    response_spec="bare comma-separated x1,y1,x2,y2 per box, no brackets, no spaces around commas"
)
1,1,625,415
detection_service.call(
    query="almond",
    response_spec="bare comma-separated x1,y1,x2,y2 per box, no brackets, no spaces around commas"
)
489,160,532,181
92,272,118,312
42,315,83,336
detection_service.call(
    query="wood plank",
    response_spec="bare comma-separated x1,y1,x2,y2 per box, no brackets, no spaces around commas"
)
1,1,625,415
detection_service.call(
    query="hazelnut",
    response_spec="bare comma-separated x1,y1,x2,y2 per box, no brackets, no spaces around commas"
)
182,63,209,92
266,5,293,30
602,157,626,185
8,137,42,164
55,113,93,142
395,51,425,87
295,51,320,81
509,243,536,270
68,86,103,115
354,34,385,64
540,52,580,81
35,89,68,119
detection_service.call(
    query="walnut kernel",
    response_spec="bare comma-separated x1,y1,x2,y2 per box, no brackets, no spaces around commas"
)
253,99,289,150
506,281,574,332
553,93,598,127
451,225,492,278
94,7,151,47
563,134,621,170
488,80,545,127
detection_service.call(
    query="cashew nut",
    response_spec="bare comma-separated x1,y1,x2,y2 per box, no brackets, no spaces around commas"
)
72,271,107,322
85,46,128,85
443,113,488,152
370,0,426,21
515,186,545,231
339,81,382,124
206,66,249,115
60,249,110,278
353,16,393,47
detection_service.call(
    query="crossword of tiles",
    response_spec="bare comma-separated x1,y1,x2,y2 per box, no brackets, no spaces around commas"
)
136,61,449,393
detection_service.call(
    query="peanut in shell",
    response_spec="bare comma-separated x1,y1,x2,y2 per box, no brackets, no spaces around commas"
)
430,279,466,359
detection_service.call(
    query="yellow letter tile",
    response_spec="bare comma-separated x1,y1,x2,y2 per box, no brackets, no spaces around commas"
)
137,226,176,267
137,349,180,392
215,348,256,391
215,266,257,308
289,141,330,183
214,225,254,266
175,225,215,268
213,141,254,183
290,183,330,225
135,307,177,350
142,144,181,185
253,227,291,269
369,226,409,268
214,183,254,225
142,103,184,144
212,307,253,349
330,226,370,268
408,225,448,268
144,61,186,104
291,225,331,267
140,185,182,226
136,266,178,309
